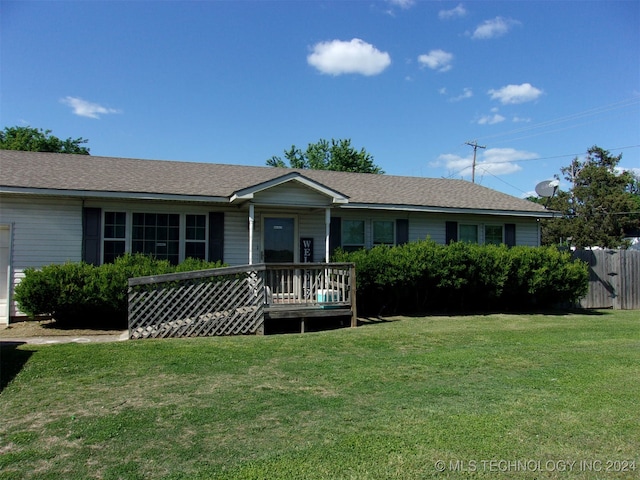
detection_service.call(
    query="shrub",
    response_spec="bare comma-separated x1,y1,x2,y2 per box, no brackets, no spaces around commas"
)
333,241,589,316
14,254,225,328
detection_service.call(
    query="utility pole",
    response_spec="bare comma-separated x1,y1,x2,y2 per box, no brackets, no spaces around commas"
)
465,140,486,183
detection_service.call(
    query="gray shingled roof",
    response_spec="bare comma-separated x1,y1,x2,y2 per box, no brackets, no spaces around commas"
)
1,150,549,214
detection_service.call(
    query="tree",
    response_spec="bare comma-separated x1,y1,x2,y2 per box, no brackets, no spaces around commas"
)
0,126,90,154
535,146,640,249
267,138,383,174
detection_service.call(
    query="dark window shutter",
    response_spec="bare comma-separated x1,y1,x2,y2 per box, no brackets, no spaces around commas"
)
83,207,102,265
505,223,516,247
445,221,458,244
209,212,224,262
330,217,342,255
396,219,409,245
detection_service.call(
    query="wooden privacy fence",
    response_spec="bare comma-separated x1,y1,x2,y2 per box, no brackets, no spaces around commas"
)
573,249,640,310
128,263,357,339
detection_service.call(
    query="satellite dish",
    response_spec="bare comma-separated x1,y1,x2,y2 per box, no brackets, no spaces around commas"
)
535,179,559,198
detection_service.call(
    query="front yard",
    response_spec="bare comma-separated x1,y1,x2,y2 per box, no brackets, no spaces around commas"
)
1,311,638,479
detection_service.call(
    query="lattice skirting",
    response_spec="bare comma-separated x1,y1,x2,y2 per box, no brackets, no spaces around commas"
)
128,274,265,339
129,305,264,339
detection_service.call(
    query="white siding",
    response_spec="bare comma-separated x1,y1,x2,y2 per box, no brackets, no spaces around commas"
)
0,196,83,317
225,211,250,265
299,210,328,262
409,214,443,244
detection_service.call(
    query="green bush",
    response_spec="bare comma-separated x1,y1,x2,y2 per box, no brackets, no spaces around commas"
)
333,240,589,316
14,254,225,328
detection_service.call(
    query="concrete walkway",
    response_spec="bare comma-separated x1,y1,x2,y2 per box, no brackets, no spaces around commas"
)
0,331,129,345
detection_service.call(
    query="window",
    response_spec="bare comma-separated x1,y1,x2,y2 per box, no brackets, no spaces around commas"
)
185,214,207,259
343,220,365,252
373,220,394,245
459,224,478,243
132,213,180,264
103,212,126,263
485,225,503,245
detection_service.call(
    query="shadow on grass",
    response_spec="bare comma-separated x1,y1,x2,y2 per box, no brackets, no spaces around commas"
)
265,316,353,335
358,308,610,326
357,317,403,327
0,342,32,393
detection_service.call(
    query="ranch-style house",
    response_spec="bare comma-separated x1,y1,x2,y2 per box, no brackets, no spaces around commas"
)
0,150,554,324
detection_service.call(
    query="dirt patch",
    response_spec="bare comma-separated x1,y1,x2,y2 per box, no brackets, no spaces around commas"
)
0,319,124,338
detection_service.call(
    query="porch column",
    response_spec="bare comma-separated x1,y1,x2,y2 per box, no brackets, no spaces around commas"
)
325,207,331,262
249,203,255,265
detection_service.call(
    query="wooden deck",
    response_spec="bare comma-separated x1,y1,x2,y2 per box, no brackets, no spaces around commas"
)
127,263,357,339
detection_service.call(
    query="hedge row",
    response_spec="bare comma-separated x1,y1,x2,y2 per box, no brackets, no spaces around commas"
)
14,254,225,328
332,240,589,315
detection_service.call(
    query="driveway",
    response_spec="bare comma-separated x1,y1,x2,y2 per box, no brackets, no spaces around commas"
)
0,331,129,345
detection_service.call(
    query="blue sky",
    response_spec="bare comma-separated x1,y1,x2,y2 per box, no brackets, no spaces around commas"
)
2,0,639,198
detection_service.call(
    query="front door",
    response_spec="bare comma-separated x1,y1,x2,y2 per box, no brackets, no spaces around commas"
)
263,217,295,263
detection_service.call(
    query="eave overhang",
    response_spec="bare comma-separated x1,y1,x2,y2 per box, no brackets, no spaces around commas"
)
338,202,557,218
0,186,228,204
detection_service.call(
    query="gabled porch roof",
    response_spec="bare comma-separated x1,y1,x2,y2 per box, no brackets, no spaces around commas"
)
229,172,349,205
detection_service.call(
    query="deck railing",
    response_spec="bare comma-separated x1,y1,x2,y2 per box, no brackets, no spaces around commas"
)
128,262,356,339
263,263,353,306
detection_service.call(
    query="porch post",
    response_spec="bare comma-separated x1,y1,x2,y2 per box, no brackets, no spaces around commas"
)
325,207,331,263
249,203,255,265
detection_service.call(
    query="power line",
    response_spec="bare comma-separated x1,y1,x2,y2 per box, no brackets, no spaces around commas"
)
474,96,640,145
444,144,640,181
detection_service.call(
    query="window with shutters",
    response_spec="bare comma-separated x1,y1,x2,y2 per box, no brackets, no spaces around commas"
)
459,224,478,243
485,225,503,245
342,220,365,252
373,220,394,245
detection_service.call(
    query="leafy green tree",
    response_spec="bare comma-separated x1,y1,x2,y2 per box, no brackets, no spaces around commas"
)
0,126,90,154
267,138,383,174
535,146,639,248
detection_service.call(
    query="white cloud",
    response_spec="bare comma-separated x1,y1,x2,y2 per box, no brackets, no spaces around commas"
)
387,0,415,9
436,147,537,177
488,83,543,104
512,116,531,123
478,113,506,125
433,153,473,174
307,38,391,76
471,16,519,40
450,87,473,102
438,87,448,95
61,96,121,119
418,49,453,72
439,3,467,20
483,147,538,164
621,166,640,177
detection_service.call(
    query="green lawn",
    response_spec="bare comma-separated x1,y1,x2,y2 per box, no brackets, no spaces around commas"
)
1,311,639,479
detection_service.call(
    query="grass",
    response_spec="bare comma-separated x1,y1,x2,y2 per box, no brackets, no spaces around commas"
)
1,311,639,479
